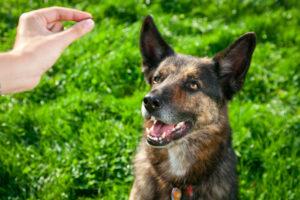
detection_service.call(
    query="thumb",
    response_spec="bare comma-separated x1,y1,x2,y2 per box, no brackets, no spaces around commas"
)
54,19,94,48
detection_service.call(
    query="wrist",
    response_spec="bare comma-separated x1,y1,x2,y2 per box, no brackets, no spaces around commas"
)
0,50,39,94
10,48,32,63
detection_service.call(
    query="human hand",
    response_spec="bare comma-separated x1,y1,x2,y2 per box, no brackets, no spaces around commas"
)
0,7,94,94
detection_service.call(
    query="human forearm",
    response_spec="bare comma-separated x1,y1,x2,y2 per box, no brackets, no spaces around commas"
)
0,51,40,94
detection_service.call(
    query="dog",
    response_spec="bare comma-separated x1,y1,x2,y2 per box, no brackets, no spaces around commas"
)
130,16,256,200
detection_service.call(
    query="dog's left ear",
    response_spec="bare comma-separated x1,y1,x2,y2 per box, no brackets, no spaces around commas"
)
213,32,256,99
140,16,174,83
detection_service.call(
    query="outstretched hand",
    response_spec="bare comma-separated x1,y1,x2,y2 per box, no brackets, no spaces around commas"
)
0,7,94,94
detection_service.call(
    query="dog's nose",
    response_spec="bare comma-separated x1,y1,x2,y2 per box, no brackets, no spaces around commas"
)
143,95,161,112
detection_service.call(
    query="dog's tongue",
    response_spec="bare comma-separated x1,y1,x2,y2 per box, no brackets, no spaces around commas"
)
151,121,175,137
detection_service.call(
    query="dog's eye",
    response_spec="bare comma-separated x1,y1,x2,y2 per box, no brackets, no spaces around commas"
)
186,80,200,91
153,75,162,84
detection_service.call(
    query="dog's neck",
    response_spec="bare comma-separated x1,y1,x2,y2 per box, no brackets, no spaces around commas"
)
168,141,195,177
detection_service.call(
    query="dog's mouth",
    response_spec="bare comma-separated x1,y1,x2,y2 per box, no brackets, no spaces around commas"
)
146,117,192,148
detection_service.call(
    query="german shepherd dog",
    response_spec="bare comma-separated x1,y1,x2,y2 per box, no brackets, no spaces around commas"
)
130,16,256,200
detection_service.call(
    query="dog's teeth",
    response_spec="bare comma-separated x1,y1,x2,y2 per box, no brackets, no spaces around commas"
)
146,128,150,133
162,132,166,138
152,136,158,141
179,122,185,126
176,122,185,128
149,135,157,141
150,126,154,132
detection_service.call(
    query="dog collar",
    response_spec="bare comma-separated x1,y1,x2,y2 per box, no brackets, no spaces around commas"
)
171,185,193,200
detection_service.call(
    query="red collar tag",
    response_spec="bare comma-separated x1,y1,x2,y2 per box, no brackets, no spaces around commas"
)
185,185,193,197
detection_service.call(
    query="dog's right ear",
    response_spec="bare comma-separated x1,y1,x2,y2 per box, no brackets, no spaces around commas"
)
140,16,174,83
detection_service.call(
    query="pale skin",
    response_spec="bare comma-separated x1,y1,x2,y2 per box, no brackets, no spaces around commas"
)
0,7,95,94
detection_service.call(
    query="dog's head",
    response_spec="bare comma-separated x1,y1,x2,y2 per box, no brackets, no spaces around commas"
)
140,16,256,148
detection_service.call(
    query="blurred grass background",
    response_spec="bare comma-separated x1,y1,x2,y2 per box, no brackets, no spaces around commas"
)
0,0,299,199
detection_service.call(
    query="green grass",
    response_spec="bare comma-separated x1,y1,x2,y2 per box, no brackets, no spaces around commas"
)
0,0,299,199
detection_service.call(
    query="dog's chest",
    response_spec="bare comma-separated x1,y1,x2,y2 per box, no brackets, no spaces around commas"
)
168,145,190,177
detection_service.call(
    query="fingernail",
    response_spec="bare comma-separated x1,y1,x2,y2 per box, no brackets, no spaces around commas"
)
82,19,95,30
84,12,92,18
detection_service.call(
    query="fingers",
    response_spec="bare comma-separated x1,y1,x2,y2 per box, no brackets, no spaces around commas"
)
47,22,64,32
34,6,92,23
52,18,94,49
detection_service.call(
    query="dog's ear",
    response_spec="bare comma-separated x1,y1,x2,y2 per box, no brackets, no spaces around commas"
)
140,15,174,83
213,32,256,99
